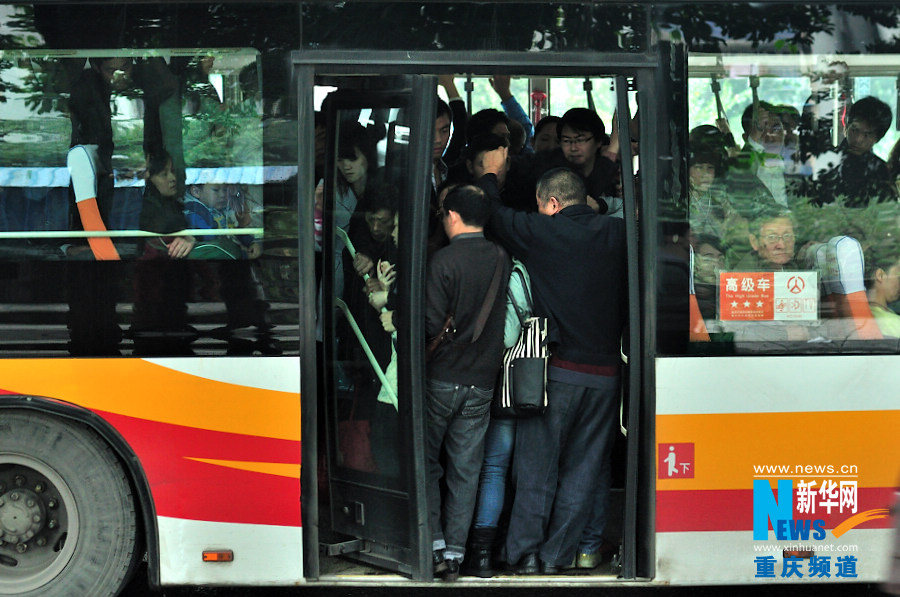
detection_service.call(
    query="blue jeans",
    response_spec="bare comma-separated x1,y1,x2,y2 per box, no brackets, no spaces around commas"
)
504,376,619,566
425,379,493,561
473,417,516,529
578,449,612,553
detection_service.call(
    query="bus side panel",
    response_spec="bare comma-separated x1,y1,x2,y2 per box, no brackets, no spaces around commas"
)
0,356,303,585
654,356,900,584
158,517,303,585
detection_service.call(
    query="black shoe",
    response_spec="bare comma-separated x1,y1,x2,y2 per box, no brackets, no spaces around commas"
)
461,545,493,578
433,550,448,576
512,553,540,575
442,558,460,581
540,560,559,574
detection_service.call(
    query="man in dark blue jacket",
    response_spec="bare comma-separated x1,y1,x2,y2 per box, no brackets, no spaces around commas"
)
478,155,627,574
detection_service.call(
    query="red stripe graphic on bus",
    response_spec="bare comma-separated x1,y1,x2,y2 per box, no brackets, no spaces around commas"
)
656,487,895,533
96,410,301,527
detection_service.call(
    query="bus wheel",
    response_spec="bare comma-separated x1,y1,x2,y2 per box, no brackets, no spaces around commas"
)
0,411,138,597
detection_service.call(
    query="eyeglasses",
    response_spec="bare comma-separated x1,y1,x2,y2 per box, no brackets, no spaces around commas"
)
760,233,795,243
560,135,594,147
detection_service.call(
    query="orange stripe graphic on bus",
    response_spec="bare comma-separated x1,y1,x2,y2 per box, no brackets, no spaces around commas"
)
0,358,300,441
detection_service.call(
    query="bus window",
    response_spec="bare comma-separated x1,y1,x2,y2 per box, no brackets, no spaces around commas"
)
677,52,900,355
0,49,299,357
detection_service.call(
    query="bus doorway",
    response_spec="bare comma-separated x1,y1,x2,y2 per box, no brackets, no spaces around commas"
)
301,74,436,580
297,53,667,585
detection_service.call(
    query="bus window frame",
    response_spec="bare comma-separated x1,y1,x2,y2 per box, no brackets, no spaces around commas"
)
293,47,674,581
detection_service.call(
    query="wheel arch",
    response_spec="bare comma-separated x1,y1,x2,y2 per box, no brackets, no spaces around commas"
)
0,395,161,590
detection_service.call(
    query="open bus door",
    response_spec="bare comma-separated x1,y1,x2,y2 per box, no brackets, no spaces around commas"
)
297,70,435,581
296,47,678,584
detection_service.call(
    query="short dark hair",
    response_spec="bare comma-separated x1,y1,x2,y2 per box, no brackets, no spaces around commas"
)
689,124,729,176
464,133,508,162
358,183,398,216
534,115,561,139
865,235,900,288
435,179,461,203
536,167,586,208
558,108,605,142
146,149,173,177
442,184,491,228
741,101,777,135
436,98,452,122
849,96,893,141
466,108,509,144
692,233,724,254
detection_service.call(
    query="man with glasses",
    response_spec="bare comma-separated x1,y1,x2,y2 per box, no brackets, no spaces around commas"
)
736,208,797,271
555,108,620,213
730,208,809,343
729,101,788,208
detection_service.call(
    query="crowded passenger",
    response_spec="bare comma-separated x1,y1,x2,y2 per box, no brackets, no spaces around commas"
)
131,150,196,355
316,123,380,301
184,182,260,259
490,75,535,154
778,104,808,178
688,124,756,266
184,181,276,354
728,100,787,208
556,108,619,202
808,96,896,207
369,211,402,478
462,255,532,578
507,119,528,155
462,134,535,212
425,184,511,581
476,157,626,575
864,237,900,337
691,233,726,322
342,184,397,374
688,125,732,241
429,98,457,257
531,115,561,153
734,208,798,272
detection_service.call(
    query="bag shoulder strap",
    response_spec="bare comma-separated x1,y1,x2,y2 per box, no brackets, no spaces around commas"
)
472,244,507,343
508,259,535,322
507,268,530,325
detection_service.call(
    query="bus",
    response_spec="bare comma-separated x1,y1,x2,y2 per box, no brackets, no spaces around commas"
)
0,1,899,595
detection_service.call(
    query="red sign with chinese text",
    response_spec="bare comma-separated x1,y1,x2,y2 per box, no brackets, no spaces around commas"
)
719,272,774,320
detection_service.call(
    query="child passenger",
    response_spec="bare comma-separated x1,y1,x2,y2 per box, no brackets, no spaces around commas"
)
184,182,261,259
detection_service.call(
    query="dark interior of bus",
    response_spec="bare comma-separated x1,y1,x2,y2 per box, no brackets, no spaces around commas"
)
312,71,639,580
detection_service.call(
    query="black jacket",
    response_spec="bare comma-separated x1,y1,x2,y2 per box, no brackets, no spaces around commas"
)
482,174,627,366
426,232,511,388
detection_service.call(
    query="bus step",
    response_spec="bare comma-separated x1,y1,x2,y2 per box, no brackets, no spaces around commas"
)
321,539,365,556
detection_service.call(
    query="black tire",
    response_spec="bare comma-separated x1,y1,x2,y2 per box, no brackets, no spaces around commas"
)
0,410,138,597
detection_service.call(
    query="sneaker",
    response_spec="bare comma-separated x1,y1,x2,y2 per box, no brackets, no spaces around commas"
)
577,551,601,569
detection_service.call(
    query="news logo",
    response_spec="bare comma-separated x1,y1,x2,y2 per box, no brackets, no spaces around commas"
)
753,480,827,541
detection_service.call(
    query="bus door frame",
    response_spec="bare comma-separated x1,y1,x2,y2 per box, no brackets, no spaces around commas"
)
295,47,675,582
296,66,434,580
